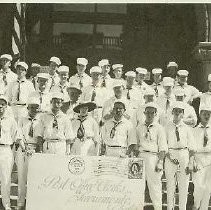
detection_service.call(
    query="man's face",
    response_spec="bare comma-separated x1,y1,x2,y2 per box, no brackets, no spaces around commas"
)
113,102,125,119
79,106,89,116
168,67,177,77
16,66,27,78
28,104,39,117
0,58,11,69
68,88,81,102
38,78,48,92
49,62,58,73
200,110,211,124
126,76,135,87
144,107,157,123
91,72,101,81
137,73,145,82
144,95,154,103
31,67,40,77
178,76,187,85
59,72,68,82
153,73,161,83
172,108,184,121
102,65,110,76
113,86,123,98
51,98,63,111
0,99,7,115
76,64,86,74
164,86,172,95
114,68,123,79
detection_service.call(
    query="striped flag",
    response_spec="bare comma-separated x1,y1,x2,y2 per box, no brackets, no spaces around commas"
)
12,3,26,61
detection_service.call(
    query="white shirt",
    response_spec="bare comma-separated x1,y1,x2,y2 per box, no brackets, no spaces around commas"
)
101,117,136,147
151,82,165,97
6,78,35,105
36,111,75,141
200,92,211,108
165,121,196,150
0,115,17,145
50,82,70,102
69,73,92,90
2,68,18,84
136,122,168,153
46,73,60,91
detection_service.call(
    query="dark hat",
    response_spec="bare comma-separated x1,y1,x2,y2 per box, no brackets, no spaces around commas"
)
73,101,97,113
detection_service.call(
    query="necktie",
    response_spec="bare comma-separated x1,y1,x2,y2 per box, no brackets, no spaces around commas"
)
77,118,86,141
175,126,180,142
145,124,153,140
101,78,106,87
50,77,55,90
28,118,35,138
32,77,36,88
17,80,21,101
126,88,131,100
154,85,158,97
3,73,7,86
39,92,43,105
203,127,208,147
166,98,170,112
52,115,58,129
0,118,2,138
79,79,83,89
60,85,64,94
110,121,122,138
91,88,96,102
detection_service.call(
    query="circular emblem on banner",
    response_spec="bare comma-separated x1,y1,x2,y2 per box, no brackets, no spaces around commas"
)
68,157,85,175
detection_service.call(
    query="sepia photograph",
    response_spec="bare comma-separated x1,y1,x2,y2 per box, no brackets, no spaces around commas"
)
0,2,210,210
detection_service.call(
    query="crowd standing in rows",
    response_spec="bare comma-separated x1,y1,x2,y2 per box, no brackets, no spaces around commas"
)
0,54,210,210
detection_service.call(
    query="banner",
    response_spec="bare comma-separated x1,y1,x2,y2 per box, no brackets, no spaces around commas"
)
26,154,145,210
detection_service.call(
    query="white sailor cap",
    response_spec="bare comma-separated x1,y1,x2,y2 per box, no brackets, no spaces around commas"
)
51,91,64,100
50,56,61,66
172,101,185,110
98,59,110,67
208,74,211,82
37,72,50,80
113,80,124,88
174,89,185,97
27,97,40,106
125,71,136,78
17,61,28,70
0,95,8,104
163,77,174,87
144,88,156,96
144,102,158,110
199,105,211,112
177,70,189,77
58,65,69,73
31,63,41,68
77,58,88,66
112,64,123,70
167,61,178,68
90,66,102,74
152,68,162,74
136,67,148,75
0,54,12,61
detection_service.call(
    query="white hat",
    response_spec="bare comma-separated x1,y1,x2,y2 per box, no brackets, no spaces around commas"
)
144,88,155,96
27,97,40,106
51,91,64,100
152,68,162,74
50,56,61,66
144,102,158,110
31,63,41,68
0,54,12,61
199,105,211,112
113,80,124,88
112,64,123,70
167,61,178,68
98,59,110,67
163,77,174,87
58,65,69,73
90,66,102,74
172,101,185,110
177,70,189,77
0,95,8,104
37,73,50,80
136,67,148,75
77,58,88,66
208,74,211,82
125,71,136,78
17,61,28,70
174,89,185,97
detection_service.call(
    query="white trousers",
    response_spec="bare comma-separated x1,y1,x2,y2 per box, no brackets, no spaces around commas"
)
0,146,13,208
165,150,190,210
139,152,162,210
43,141,66,155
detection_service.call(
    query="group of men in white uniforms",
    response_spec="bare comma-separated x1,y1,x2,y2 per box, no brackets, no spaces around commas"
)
0,53,210,210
